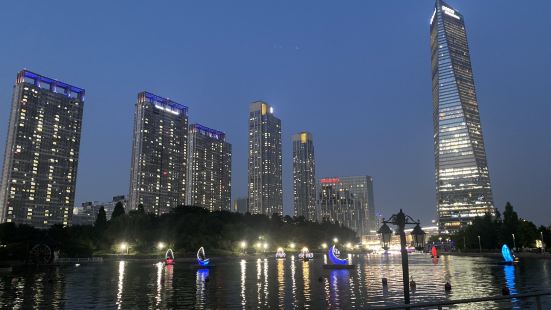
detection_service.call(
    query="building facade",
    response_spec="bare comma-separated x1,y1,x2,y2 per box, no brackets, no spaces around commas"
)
292,132,316,221
128,91,188,215
318,176,375,236
233,197,248,214
186,124,232,211
72,195,127,225
430,0,495,232
247,101,283,216
0,70,84,228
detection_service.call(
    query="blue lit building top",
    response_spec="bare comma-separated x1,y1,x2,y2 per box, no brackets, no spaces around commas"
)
191,123,226,141
138,91,188,115
16,70,85,100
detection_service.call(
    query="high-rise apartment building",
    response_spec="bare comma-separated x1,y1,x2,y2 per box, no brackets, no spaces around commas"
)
0,70,84,228
247,101,282,216
186,124,231,212
318,176,375,236
430,0,495,232
292,132,316,221
128,91,188,215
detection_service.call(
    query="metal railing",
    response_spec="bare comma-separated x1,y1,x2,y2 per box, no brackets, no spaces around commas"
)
371,290,551,310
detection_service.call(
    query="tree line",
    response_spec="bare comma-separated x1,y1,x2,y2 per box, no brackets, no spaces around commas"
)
452,202,551,251
0,204,358,260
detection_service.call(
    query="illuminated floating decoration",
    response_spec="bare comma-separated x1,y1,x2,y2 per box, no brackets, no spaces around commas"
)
431,246,439,259
323,245,354,269
165,248,175,265
328,245,347,265
197,247,210,266
500,244,518,265
275,247,286,260
298,247,313,261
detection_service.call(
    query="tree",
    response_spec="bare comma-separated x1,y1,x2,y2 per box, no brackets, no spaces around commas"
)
95,207,107,230
137,204,145,215
111,202,125,219
501,202,519,247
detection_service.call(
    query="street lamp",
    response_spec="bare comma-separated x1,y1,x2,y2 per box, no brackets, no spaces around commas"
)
346,242,352,250
157,242,165,251
263,242,268,252
541,231,545,254
289,242,296,250
512,234,516,252
240,241,247,254
377,209,421,305
377,222,392,251
411,223,426,251
321,243,328,249
333,237,339,244
477,235,481,253
120,242,128,255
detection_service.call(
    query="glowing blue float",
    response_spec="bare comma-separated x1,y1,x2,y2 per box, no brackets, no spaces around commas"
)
328,245,348,265
501,244,514,264
323,245,354,269
197,247,210,266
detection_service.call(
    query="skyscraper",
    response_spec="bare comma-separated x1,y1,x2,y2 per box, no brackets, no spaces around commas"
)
430,0,495,232
0,70,84,228
292,131,316,221
128,91,188,215
318,176,375,236
247,101,282,216
186,124,232,212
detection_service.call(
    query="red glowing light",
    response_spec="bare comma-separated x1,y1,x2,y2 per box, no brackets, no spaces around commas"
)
320,178,340,184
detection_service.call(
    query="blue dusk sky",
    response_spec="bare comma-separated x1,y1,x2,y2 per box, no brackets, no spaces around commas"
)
0,1,549,226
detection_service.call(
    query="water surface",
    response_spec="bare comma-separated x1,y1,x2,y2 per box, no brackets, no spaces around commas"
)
1,254,550,309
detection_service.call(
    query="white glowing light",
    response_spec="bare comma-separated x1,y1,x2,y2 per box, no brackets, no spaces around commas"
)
154,104,180,115
430,8,436,24
269,107,273,114
442,6,460,20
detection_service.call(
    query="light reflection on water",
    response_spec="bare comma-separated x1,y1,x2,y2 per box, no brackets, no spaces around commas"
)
0,254,550,309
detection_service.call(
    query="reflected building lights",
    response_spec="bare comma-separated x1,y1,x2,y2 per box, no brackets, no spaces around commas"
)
302,261,311,305
291,255,297,307
155,262,163,306
116,261,126,309
263,258,269,306
277,259,285,308
240,259,246,307
256,258,262,305
196,269,209,306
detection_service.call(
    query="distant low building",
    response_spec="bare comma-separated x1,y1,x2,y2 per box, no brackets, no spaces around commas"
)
318,176,376,236
71,195,127,226
233,198,248,214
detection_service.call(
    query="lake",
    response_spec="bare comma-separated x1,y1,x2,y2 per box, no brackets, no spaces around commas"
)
1,254,550,309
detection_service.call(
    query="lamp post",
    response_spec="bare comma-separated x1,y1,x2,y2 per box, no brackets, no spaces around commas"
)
411,223,426,251
477,235,481,253
240,241,247,254
541,231,545,254
120,242,129,255
512,234,516,252
377,209,425,305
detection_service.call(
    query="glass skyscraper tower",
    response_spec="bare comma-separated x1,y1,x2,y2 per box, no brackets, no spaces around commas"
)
128,91,188,215
0,70,84,228
430,0,495,232
247,101,282,216
292,131,316,221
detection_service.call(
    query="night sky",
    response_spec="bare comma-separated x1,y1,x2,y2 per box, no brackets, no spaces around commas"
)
0,1,549,226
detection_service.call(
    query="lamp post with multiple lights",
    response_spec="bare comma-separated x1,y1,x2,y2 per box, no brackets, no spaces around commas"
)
377,209,425,306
